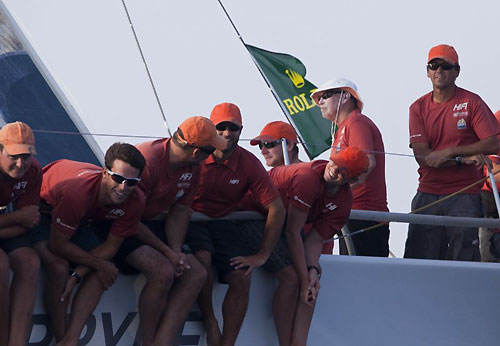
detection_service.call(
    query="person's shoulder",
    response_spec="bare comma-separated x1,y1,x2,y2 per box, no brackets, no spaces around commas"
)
410,92,432,109
236,145,261,162
137,138,167,158
455,87,483,103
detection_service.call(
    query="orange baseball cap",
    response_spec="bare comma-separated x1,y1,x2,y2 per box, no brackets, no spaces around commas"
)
0,121,36,155
250,121,297,145
494,109,500,121
177,116,226,150
210,102,242,127
428,44,459,65
329,147,368,179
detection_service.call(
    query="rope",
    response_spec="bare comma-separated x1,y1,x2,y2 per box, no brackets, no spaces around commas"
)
120,0,172,137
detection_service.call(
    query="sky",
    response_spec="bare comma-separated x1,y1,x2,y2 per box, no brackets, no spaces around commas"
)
2,0,499,257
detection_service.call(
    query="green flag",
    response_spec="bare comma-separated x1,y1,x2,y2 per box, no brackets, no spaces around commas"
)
246,44,332,159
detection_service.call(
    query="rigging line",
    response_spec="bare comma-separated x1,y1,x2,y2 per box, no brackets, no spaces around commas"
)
120,0,172,137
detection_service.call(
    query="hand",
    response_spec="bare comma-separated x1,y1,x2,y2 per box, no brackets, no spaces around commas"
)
96,260,118,289
171,252,190,277
60,275,78,303
464,154,491,169
307,269,321,302
230,253,267,276
16,205,40,228
425,148,452,168
300,280,313,306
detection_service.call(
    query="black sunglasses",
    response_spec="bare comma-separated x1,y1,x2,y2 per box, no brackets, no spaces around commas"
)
427,62,456,71
196,146,216,155
215,122,240,132
177,128,217,155
258,140,282,150
106,169,141,186
319,89,342,101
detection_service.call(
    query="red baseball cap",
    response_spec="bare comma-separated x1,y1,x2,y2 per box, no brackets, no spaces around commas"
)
210,102,242,127
178,116,226,150
494,109,500,121
250,121,297,146
0,121,36,155
329,147,368,179
428,44,459,65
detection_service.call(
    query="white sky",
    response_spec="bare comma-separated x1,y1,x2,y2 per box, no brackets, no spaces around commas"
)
2,0,499,257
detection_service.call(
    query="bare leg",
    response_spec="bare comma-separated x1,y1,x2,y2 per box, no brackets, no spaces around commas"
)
57,272,105,346
152,254,207,346
290,293,317,346
220,270,251,346
125,245,174,346
273,265,299,346
33,240,70,342
0,250,9,346
8,246,40,346
195,250,221,346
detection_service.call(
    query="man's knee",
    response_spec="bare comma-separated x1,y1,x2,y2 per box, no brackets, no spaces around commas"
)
194,250,212,270
225,270,251,292
185,255,207,287
276,265,299,287
9,247,40,279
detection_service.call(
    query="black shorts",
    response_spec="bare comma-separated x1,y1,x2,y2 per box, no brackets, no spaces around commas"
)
186,220,250,283
0,232,33,254
115,220,192,275
239,220,292,273
30,213,124,268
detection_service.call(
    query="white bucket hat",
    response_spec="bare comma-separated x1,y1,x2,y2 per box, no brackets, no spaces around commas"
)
310,78,364,111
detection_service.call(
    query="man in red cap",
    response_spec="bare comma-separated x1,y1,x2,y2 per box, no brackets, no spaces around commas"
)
113,116,226,345
267,147,368,346
250,121,301,168
311,78,390,257
187,103,286,346
0,121,41,346
405,44,499,261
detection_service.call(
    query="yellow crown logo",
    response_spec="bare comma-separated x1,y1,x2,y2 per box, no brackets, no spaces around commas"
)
285,69,305,88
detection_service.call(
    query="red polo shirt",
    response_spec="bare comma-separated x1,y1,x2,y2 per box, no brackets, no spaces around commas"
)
409,87,499,194
137,138,201,219
0,158,42,212
269,161,352,240
332,110,388,211
41,160,145,237
192,145,279,218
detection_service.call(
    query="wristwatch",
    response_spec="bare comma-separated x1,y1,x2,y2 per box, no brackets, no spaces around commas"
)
69,269,82,284
455,156,462,167
307,265,321,279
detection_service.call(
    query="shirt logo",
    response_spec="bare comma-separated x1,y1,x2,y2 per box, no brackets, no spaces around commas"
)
108,208,125,218
179,173,193,181
56,217,76,230
453,102,468,111
325,202,338,211
13,181,28,190
293,195,311,208
457,118,466,130
229,179,240,185
175,190,185,199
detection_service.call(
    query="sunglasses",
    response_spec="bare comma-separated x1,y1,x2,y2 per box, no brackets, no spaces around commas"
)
427,62,456,71
196,146,216,155
318,89,342,102
215,122,241,132
258,139,282,150
106,169,141,186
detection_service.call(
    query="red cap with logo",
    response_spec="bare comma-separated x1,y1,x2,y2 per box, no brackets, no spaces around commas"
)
428,44,459,65
178,116,226,150
210,102,242,127
250,121,297,145
329,147,368,179
0,121,36,155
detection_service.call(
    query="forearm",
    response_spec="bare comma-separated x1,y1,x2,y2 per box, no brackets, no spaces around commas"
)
164,204,190,251
136,222,175,258
0,211,23,229
303,231,324,267
50,239,107,271
258,204,285,258
0,225,27,239
286,230,308,283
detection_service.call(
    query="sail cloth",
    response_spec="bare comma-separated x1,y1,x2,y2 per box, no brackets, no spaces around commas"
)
245,44,331,159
